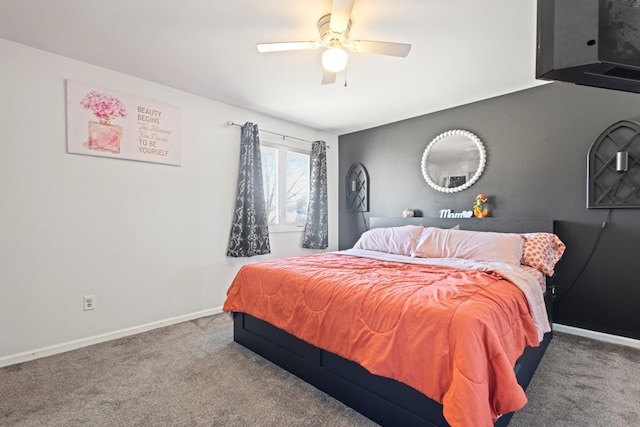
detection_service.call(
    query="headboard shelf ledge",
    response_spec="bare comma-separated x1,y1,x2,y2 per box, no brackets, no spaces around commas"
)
369,216,554,234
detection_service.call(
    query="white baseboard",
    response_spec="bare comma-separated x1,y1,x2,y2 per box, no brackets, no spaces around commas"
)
553,323,640,350
5,315,636,368
0,307,223,368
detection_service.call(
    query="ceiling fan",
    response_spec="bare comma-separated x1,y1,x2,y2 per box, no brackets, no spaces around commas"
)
256,0,412,85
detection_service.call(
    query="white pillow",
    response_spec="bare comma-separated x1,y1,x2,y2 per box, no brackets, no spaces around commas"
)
353,225,424,256
411,227,524,265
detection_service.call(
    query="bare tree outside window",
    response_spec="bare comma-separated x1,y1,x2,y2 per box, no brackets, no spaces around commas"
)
261,146,278,224
286,151,309,225
260,142,310,227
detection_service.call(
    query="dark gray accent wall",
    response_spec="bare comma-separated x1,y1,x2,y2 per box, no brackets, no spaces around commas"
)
338,82,640,340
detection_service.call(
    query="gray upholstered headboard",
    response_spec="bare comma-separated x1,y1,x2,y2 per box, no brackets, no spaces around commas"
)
369,217,555,234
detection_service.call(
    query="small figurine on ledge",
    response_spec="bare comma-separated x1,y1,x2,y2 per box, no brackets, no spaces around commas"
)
402,208,414,218
473,194,489,218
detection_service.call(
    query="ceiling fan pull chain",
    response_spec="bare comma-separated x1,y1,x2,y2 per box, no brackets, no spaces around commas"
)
344,65,348,87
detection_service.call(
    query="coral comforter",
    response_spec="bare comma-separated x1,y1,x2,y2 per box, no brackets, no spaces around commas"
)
223,252,543,427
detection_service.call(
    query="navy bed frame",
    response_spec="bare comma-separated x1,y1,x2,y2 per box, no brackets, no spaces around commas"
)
232,217,556,426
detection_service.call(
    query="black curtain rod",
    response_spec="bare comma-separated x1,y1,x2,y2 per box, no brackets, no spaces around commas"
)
225,121,330,148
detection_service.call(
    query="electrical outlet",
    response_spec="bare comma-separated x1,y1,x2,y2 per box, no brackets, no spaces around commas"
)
83,295,96,311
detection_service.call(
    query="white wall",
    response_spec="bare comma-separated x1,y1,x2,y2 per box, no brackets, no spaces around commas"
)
0,39,339,365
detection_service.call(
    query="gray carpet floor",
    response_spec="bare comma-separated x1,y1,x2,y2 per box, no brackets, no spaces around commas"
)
1,313,639,426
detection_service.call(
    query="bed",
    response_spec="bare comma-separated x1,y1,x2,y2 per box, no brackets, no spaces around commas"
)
223,217,564,427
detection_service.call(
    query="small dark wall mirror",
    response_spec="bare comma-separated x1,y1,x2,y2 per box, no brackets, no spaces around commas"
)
421,129,486,193
588,120,640,208
346,162,369,212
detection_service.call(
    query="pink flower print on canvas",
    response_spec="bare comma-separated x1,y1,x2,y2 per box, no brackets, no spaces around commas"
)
80,91,127,123
81,91,127,153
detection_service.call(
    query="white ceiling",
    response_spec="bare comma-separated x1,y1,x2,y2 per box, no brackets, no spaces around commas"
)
0,0,546,135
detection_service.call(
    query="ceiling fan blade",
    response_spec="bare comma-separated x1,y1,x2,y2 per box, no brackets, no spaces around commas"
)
330,0,355,33
257,41,320,53
321,69,337,85
349,40,412,57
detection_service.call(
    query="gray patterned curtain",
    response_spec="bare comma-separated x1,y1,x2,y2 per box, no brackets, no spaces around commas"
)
302,141,328,249
226,123,271,257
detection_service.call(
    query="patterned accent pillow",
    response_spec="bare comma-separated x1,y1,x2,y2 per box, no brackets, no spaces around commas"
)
520,233,566,276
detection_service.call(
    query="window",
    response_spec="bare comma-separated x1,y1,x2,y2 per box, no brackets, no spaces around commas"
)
261,141,310,230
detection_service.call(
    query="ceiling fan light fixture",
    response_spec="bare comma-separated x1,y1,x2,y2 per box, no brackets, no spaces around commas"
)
322,47,348,72
256,5,411,85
